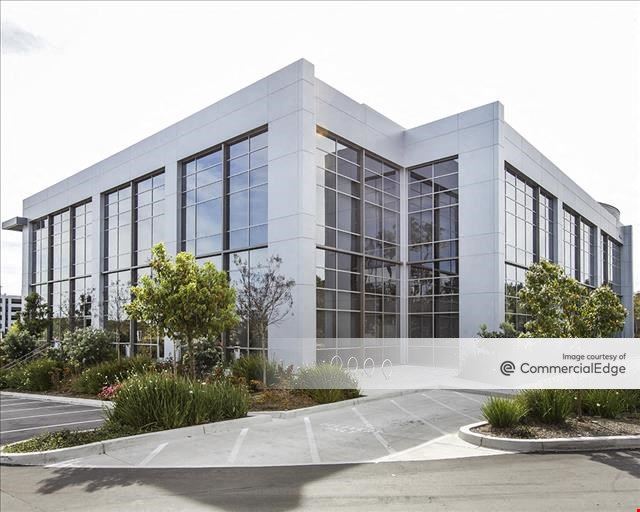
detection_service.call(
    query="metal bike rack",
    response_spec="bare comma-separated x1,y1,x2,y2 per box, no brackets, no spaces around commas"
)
330,354,343,368
381,359,393,380
347,356,359,371
363,357,375,377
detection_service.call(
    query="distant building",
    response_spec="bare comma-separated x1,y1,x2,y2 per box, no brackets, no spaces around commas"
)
2,60,634,364
1,294,22,336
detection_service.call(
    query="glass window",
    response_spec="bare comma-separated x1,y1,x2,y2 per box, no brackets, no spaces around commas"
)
603,234,622,295
504,168,537,267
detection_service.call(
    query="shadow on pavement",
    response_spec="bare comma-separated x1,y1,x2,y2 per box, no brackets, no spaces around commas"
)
588,449,640,479
35,465,355,511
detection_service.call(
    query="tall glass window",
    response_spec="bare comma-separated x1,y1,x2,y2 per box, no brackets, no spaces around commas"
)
181,129,267,256
103,170,164,356
364,155,400,261
562,209,579,279
31,218,49,296
562,207,597,286
408,158,459,338
504,165,556,330
180,128,268,357
603,234,622,295
71,202,93,329
316,129,406,347
316,130,362,252
135,173,165,266
505,170,536,267
580,221,596,286
505,263,528,331
539,191,554,261
182,148,224,256
228,247,270,356
227,132,268,250
30,200,94,340
104,186,132,273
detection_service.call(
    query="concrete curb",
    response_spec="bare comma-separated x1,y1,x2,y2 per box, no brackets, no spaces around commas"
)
0,415,271,466
250,389,426,419
459,421,640,452
1,391,113,410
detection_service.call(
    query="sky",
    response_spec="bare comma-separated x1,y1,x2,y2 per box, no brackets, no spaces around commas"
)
1,1,639,296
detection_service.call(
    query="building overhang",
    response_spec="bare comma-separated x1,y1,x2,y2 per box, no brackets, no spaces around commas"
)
2,217,28,232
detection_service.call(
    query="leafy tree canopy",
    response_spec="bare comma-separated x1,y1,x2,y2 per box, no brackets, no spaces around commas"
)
18,292,51,338
125,244,239,377
519,260,627,338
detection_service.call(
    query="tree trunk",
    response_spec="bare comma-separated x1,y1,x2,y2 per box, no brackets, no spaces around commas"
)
261,325,267,387
172,339,177,378
188,338,196,379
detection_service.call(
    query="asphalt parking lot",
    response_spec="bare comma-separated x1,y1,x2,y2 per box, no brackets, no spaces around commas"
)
50,389,490,468
0,395,106,446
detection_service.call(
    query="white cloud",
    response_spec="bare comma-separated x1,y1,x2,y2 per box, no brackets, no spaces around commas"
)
1,20,45,55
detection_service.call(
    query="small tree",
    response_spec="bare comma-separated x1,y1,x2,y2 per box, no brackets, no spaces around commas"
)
18,292,51,338
126,244,239,378
519,261,626,338
518,260,627,417
477,322,518,338
233,254,295,386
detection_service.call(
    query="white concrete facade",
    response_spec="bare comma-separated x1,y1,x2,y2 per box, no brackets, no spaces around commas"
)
4,59,634,364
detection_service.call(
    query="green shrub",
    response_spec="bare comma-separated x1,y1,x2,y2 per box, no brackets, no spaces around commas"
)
481,396,527,428
518,389,573,424
181,340,223,378
295,364,360,404
0,327,37,362
106,372,249,430
0,367,24,390
71,356,155,395
232,355,279,387
622,389,640,413
0,359,62,392
583,390,629,418
3,423,140,453
62,328,116,369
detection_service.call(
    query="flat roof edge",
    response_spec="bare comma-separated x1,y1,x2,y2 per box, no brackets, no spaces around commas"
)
2,217,28,232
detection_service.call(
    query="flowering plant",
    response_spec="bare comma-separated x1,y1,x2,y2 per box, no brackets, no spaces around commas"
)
98,383,123,400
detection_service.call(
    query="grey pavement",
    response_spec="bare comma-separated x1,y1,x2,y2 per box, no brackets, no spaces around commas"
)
43,389,491,467
0,395,106,445
2,450,639,511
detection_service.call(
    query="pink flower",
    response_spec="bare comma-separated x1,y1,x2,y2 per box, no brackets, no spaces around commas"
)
98,383,123,400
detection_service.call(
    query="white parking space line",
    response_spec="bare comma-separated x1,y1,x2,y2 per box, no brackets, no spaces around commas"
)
47,458,82,468
0,404,76,413
1,402,51,410
451,391,485,405
421,393,482,421
352,407,395,454
1,409,99,422
304,417,321,464
227,428,249,464
1,419,103,434
138,442,168,467
389,399,448,436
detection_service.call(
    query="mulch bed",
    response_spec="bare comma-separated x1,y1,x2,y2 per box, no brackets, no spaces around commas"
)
250,389,318,411
474,415,640,439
